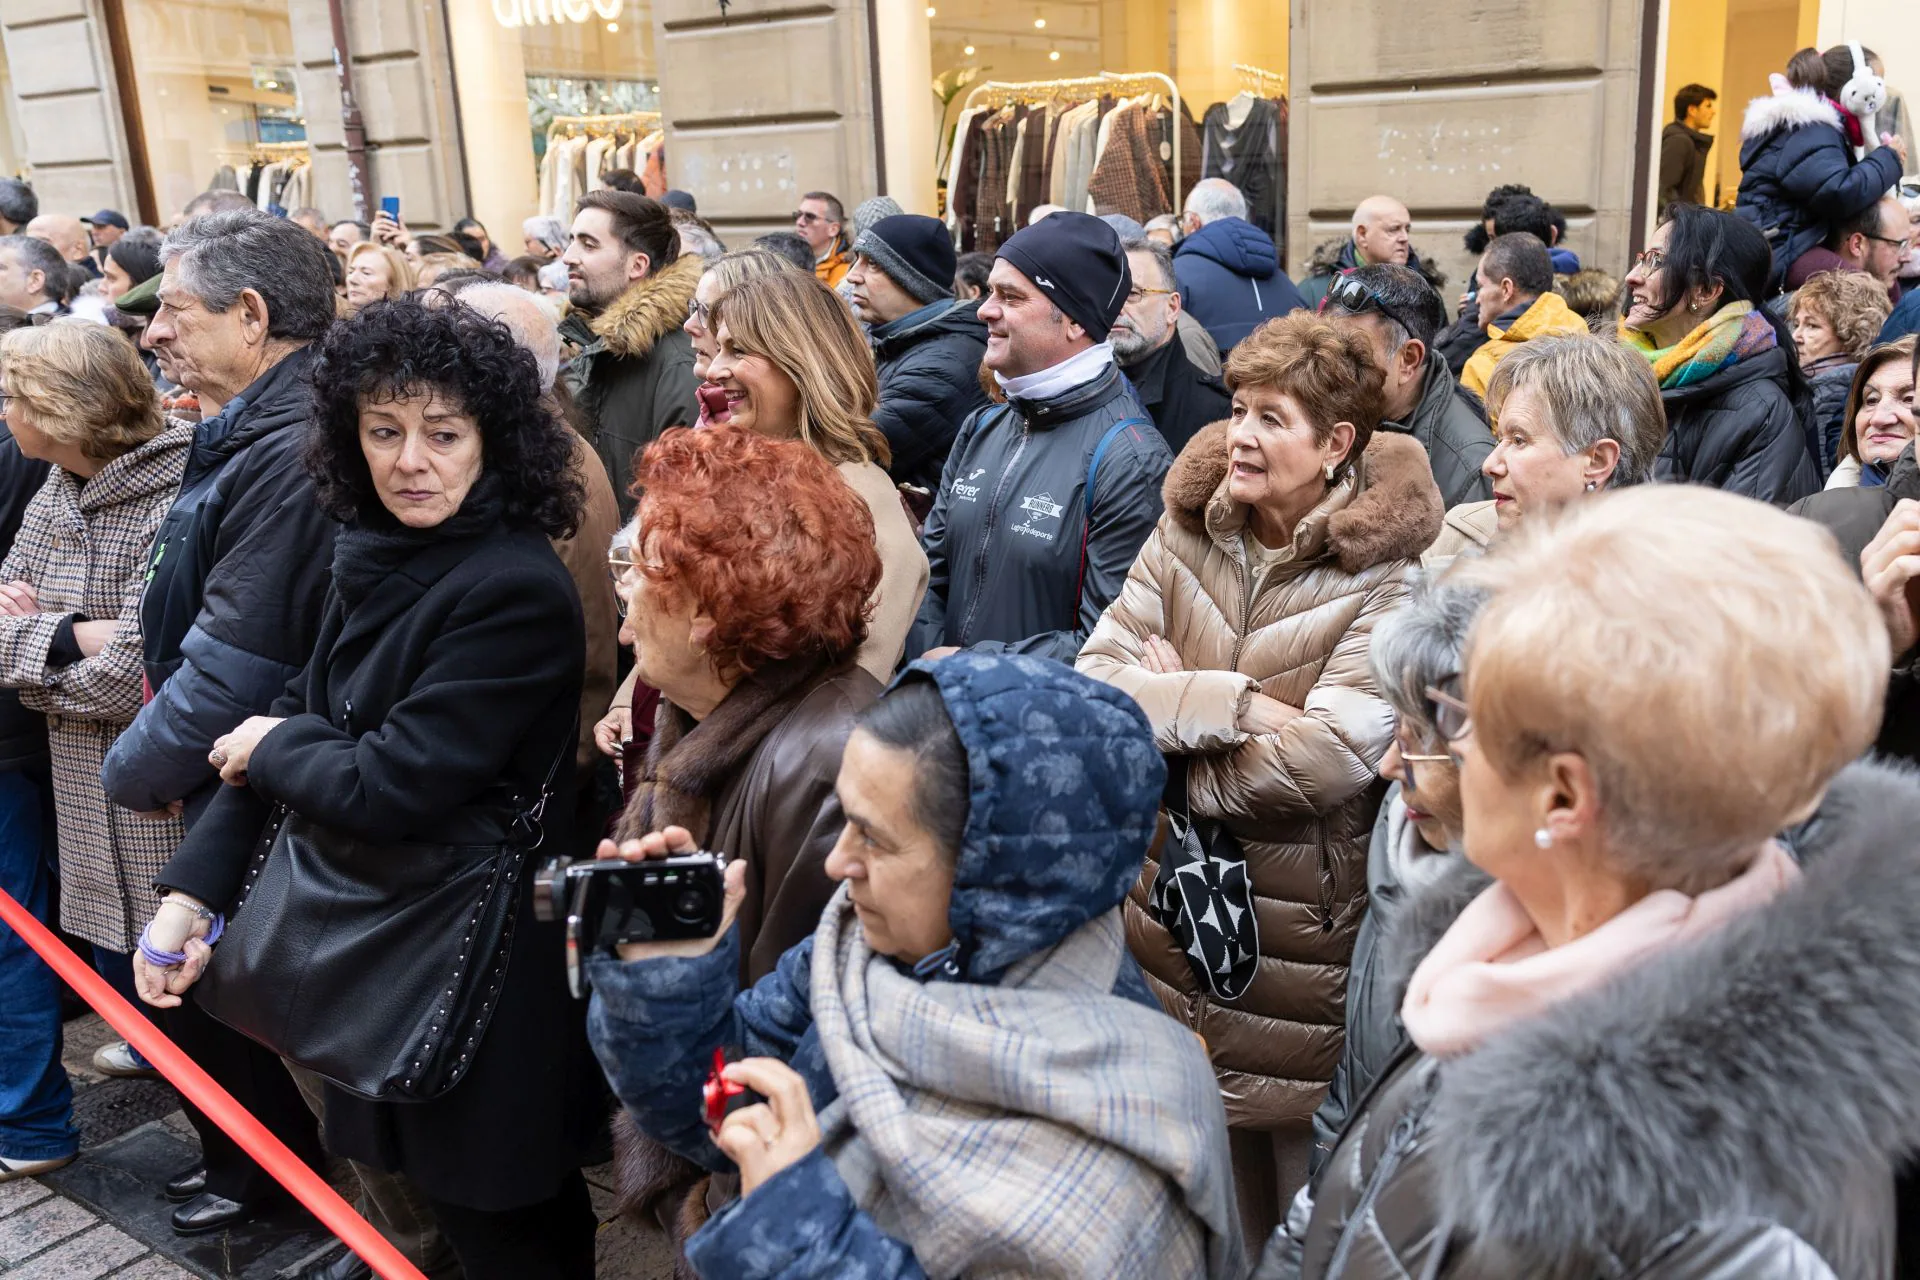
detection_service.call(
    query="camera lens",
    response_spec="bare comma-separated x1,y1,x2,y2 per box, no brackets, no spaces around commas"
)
672,886,713,925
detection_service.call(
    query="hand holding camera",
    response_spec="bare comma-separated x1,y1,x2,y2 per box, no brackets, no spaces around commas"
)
594,826,747,961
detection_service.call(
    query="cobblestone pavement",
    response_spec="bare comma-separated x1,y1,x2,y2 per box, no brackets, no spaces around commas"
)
2,1014,677,1279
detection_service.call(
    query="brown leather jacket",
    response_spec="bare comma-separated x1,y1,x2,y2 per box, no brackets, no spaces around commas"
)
706,667,881,983
1078,424,1442,1128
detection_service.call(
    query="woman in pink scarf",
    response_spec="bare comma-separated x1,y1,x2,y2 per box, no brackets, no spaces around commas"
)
1257,484,1920,1280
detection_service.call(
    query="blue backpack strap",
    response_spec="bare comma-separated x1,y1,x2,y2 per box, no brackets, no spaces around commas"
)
1073,417,1152,623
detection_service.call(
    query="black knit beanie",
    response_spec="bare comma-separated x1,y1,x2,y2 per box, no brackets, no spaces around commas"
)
995,211,1132,343
852,214,956,305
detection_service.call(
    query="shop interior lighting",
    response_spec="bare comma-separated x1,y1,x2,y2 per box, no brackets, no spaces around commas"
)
1048,47,1060,59
963,42,975,55
606,19,617,28
1033,15,1045,27
925,5,935,14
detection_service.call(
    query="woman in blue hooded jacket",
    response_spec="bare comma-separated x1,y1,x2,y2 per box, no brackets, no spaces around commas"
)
1734,44,1907,293
585,654,1245,1279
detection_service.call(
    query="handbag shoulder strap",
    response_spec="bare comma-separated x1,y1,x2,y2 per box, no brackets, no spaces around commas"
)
511,714,578,851
1073,416,1152,623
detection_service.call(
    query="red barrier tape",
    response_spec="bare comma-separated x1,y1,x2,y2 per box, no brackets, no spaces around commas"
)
0,886,428,1280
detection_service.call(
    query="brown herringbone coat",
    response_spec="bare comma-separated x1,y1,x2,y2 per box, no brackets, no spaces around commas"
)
0,424,190,951
1078,424,1441,1129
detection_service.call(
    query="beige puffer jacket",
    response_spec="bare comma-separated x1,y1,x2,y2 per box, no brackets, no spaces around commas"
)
1078,423,1442,1129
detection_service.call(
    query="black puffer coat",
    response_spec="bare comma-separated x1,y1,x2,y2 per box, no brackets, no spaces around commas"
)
1734,90,1906,295
870,298,990,492
1259,758,1920,1280
1654,346,1820,505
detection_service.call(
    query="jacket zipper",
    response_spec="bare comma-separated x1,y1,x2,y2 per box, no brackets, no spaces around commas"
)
1228,547,1252,671
1323,1102,1423,1276
957,424,1031,643
1315,818,1337,932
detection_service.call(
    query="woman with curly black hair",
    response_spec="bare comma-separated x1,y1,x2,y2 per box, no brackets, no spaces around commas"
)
138,298,602,1278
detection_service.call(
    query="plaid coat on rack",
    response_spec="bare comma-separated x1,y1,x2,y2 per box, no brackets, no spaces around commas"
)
0,424,191,951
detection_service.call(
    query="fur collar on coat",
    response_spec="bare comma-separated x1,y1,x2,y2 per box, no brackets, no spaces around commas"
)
588,252,703,359
1380,758,1920,1278
1741,88,1843,142
1163,422,1443,575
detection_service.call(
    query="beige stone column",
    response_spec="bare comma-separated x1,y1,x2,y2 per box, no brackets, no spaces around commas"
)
0,0,138,215
1287,0,1652,293
444,0,538,244
652,0,880,240
287,0,469,230
873,0,934,212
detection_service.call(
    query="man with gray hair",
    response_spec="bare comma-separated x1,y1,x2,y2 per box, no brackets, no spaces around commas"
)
100,207,336,1238
1111,238,1228,453
0,234,70,315
1173,177,1305,353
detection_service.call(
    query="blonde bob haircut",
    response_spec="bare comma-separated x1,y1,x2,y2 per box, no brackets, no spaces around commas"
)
1,320,164,461
709,270,890,468
1452,484,1885,893
1485,333,1667,489
346,241,416,302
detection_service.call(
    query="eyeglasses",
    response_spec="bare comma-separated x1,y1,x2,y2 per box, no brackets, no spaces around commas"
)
607,546,638,618
1126,285,1174,304
686,297,711,326
1319,273,1424,342
1630,247,1667,274
1864,232,1911,250
792,210,826,226
1396,724,1453,793
0,393,11,418
1425,677,1472,744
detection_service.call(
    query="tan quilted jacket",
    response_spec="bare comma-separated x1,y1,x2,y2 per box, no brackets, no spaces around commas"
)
1078,423,1442,1128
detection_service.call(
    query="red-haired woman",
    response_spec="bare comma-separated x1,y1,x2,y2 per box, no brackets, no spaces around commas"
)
611,424,883,982
606,423,883,1245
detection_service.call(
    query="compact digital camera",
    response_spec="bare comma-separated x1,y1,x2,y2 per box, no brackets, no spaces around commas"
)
532,851,727,997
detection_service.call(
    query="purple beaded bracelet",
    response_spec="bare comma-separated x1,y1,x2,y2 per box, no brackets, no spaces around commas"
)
137,912,225,968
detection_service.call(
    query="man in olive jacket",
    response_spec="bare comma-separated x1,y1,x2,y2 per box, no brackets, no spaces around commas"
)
558,190,700,512
1323,264,1492,509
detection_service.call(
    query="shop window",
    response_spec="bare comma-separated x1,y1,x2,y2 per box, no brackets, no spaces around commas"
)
119,0,309,221
929,0,1287,251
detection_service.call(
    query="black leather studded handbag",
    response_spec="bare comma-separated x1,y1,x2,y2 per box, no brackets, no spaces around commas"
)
196,745,565,1103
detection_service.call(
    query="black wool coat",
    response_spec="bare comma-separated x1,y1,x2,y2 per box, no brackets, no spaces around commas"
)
162,519,603,1212
1654,346,1820,506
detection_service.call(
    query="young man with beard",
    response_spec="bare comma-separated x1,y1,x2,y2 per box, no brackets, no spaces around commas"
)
558,191,700,511
1112,238,1229,453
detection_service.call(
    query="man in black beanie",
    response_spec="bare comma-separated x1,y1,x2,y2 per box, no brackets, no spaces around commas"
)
848,213,989,491
907,210,1171,663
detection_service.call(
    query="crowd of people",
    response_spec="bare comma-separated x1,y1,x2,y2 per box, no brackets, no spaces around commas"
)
0,33,1918,1280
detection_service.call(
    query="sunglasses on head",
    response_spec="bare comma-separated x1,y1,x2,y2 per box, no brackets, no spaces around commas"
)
1320,273,1424,342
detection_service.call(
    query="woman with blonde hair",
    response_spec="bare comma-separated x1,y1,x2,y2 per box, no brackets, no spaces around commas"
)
343,241,413,312
1260,484,1920,1279
1790,272,1896,480
705,270,927,680
683,248,794,421
1427,332,1666,567
0,320,193,1148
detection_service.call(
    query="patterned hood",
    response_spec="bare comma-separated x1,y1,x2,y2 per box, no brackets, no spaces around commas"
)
900,652,1165,984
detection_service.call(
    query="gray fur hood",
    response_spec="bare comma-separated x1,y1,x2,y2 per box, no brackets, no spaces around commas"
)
1396,758,1920,1277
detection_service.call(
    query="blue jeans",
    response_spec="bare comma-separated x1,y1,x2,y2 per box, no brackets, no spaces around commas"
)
0,769,77,1162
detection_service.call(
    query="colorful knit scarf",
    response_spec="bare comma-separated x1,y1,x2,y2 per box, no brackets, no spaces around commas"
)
1621,301,1777,390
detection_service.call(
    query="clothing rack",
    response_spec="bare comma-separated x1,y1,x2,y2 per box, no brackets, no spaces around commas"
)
214,141,310,161
546,110,661,139
1233,63,1286,96
962,72,1181,194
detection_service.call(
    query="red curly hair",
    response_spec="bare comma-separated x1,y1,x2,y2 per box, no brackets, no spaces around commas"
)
634,426,880,675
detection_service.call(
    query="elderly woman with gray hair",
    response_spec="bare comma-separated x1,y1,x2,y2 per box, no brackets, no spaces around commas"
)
1425,333,1667,567
1303,575,1486,1165
1260,484,1920,1279
521,215,569,262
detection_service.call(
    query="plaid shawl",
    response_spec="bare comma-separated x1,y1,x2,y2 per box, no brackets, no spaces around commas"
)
808,887,1245,1279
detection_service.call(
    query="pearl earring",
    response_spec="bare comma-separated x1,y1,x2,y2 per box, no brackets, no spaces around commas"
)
1583,480,1598,493
1534,827,1553,849
1324,461,1337,482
